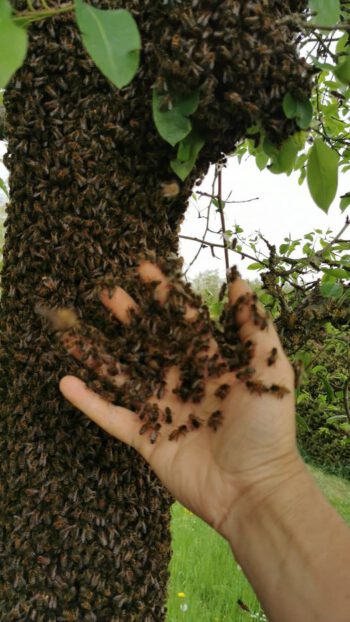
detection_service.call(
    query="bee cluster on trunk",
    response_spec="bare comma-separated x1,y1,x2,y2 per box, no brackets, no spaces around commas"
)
0,1,312,620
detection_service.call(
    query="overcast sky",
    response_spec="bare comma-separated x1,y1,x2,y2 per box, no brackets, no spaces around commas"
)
1,141,349,280
180,156,350,279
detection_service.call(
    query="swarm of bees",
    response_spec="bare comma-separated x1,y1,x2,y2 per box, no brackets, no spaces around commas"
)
0,0,311,619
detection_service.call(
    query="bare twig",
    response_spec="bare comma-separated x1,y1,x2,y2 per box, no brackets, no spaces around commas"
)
216,167,230,278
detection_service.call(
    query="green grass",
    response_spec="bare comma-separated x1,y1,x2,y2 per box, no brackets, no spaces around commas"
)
166,466,350,621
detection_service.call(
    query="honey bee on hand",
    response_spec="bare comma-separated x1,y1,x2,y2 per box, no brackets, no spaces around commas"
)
169,425,188,442
269,384,291,399
188,413,203,430
207,410,224,431
267,347,278,366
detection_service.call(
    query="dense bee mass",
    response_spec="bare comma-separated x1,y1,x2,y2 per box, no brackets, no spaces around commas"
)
0,0,312,619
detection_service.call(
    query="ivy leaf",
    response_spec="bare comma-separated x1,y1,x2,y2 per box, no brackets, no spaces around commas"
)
152,90,199,147
170,131,205,181
75,0,141,89
309,0,340,27
307,139,339,212
0,0,27,88
340,192,350,212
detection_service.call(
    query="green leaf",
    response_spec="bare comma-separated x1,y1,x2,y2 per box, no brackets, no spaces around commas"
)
0,178,9,198
247,262,263,270
323,267,349,279
170,131,205,181
0,0,27,88
320,281,344,299
307,139,339,212
152,90,199,147
255,151,269,171
340,193,350,212
279,243,290,254
296,413,310,432
269,136,299,174
75,0,141,89
309,0,340,27
321,376,335,402
334,56,350,85
282,93,313,129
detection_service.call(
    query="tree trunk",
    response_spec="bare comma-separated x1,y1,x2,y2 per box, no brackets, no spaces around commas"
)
0,1,311,619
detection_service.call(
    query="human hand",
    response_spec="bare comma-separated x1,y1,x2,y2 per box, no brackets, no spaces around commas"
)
59,261,301,541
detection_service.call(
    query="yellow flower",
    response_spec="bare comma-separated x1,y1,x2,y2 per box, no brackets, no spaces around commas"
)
177,592,186,598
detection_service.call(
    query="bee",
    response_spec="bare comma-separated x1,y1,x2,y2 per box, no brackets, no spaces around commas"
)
218,282,227,302
164,407,173,425
161,181,180,199
158,94,173,112
188,413,203,430
251,303,268,330
236,367,255,382
208,410,224,431
171,34,181,51
169,425,188,442
237,599,251,612
214,383,231,400
150,423,161,445
267,347,278,366
269,384,291,399
139,421,152,436
35,304,78,333
246,380,269,396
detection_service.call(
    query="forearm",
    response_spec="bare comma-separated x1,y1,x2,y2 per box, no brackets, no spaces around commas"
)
226,457,350,622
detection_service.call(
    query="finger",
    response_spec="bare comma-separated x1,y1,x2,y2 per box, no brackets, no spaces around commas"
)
59,376,141,449
228,278,274,340
228,279,290,376
100,287,138,325
137,261,171,305
138,261,200,323
62,333,127,388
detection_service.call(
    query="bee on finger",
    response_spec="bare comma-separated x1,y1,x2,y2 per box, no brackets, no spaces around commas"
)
188,413,203,430
150,423,161,445
269,384,291,399
214,383,231,400
169,425,188,442
236,367,255,382
267,347,278,366
246,380,269,396
163,407,173,425
207,410,224,431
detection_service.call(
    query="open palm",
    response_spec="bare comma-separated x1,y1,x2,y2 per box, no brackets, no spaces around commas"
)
60,262,298,540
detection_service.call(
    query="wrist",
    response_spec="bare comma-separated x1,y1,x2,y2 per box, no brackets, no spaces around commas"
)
218,450,306,544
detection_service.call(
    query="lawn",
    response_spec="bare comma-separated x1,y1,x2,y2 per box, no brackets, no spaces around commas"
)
166,465,350,621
